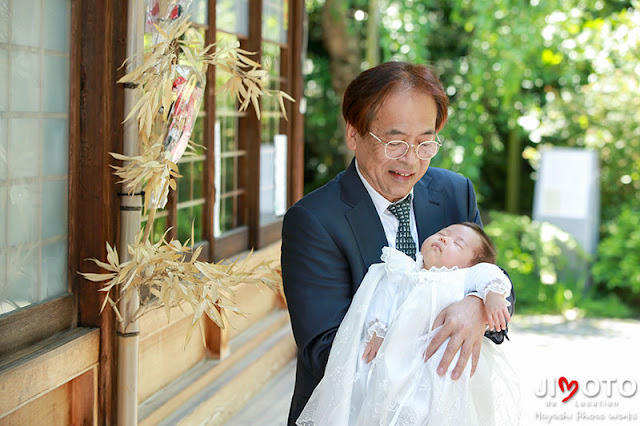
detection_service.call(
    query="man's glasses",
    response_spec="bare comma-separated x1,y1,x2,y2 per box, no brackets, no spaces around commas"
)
368,131,442,160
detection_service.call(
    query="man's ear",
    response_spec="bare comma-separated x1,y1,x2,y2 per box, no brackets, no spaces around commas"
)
346,122,359,151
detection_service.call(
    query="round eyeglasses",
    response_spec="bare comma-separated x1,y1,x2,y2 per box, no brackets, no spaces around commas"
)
369,131,442,160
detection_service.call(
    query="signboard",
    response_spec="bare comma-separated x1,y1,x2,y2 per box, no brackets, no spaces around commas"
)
533,148,600,255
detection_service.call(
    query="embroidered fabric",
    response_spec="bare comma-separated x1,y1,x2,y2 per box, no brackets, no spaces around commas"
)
296,247,520,426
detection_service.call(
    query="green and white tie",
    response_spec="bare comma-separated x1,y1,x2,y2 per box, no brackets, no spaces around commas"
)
388,194,416,260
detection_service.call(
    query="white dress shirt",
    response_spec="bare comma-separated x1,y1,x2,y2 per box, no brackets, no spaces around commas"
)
355,160,419,259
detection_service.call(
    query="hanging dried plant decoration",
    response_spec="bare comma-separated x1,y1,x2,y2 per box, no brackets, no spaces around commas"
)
82,6,291,341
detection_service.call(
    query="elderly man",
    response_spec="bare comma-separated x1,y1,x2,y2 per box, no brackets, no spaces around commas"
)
281,62,514,425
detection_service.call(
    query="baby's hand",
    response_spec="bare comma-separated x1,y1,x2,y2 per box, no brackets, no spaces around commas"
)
485,291,511,332
362,333,384,364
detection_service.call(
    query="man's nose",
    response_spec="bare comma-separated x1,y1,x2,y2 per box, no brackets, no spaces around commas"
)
400,143,419,163
438,235,448,244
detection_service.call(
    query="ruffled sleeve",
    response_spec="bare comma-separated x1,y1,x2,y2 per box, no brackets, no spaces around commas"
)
464,263,512,307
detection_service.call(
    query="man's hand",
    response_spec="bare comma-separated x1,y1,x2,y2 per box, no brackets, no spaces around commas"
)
485,291,510,332
362,333,384,364
423,296,486,380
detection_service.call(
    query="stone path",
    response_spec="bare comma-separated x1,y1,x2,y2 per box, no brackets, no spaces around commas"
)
226,315,640,425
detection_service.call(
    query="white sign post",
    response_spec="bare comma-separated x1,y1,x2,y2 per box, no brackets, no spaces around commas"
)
533,147,600,256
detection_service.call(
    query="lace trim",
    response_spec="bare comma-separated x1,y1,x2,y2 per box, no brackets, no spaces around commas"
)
425,265,459,273
365,319,388,341
481,279,512,307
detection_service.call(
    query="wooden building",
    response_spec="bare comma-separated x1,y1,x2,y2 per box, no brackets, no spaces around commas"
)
0,0,304,423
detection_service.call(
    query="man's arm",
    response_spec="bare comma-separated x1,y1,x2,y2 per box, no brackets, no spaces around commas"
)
281,203,353,379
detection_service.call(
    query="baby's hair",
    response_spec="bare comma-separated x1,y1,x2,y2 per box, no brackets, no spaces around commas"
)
460,222,497,265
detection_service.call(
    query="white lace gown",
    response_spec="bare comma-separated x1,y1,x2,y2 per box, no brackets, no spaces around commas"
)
296,247,520,426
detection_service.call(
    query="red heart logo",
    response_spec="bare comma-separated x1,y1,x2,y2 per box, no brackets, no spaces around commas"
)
558,376,579,402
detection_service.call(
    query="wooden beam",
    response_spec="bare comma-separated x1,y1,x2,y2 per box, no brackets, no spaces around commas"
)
0,295,73,362
70,0,127,423
288,0,305,204
203,1,217,262
238,0,263,249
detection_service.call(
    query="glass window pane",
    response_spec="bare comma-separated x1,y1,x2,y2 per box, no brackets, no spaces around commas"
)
1,0,71,316
193,160,203,199
6,245,39,308
11,50,40,112
0,118,7,180
0,186,6,246
8,183,40,247
44,0,71,52
188,0,208,25
191,116,205,155
42,179,67,239
12,0,42,48
178,161,192,203
0,4,8,43
220,197,232,233
43,119,69,176
177,204,203,242
220,115,237,152
259,43,287,225
262,0,288,44
9,118,41,179
43,54,70,113
0,49,7,112
42,240,68,297
216,0,249,36
222,157,234,193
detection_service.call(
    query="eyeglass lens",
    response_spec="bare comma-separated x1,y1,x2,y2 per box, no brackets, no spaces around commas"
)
385,141,439,159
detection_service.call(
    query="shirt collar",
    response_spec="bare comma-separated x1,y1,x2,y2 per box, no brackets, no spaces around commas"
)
355,159,413,216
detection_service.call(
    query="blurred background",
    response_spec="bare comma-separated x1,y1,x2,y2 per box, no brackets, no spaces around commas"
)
302,0,640,319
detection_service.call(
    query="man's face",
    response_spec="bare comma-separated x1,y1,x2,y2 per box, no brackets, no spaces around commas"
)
421,224,482,269
346,89,438,203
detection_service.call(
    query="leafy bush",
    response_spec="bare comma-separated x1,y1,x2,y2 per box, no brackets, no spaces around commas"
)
592,202,640,314
484,211,587,315
485,211,635,318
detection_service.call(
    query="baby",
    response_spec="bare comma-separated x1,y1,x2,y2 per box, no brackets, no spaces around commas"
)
362,221,511,364
297,222,519,426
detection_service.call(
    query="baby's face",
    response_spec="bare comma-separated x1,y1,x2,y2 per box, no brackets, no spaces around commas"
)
421,224,482,269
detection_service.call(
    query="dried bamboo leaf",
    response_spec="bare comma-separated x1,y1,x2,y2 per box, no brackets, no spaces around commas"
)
81,272,117,282
278,92,288,121
237,53,261,68
184,321,198,348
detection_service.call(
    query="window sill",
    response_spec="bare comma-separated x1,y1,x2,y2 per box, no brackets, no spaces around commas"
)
0,327,100,417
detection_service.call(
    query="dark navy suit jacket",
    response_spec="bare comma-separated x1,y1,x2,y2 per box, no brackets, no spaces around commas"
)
281,160,513,425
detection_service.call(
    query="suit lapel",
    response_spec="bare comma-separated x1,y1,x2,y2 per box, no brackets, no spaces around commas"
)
341,161,388,275
413,173,448,246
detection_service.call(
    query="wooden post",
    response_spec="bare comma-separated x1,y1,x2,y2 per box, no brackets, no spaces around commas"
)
203,312,230,360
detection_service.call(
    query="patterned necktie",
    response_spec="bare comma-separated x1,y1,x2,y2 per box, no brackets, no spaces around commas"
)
387,194,416,260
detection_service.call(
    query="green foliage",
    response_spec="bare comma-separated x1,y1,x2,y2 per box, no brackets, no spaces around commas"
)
519,4,640,225
592,202,640,309
485,211,587,314
485,211,636,318
303,0,354,194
